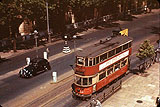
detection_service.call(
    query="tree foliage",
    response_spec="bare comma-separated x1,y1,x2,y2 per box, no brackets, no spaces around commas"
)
0,0,159,39
136,40,155,60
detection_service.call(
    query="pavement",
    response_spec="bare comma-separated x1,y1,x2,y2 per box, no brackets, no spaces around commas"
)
102,62,159,107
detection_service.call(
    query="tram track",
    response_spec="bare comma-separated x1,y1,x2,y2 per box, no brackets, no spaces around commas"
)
23,75,74,107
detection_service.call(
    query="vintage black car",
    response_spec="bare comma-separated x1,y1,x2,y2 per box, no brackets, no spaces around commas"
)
19,58,51,78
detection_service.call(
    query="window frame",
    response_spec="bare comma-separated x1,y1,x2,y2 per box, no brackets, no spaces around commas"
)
96,56,100,64
93,58,96,66
107,65,113,75
89,58,93,66
99,71,106,81
116,46,122,54
123,43,128,50
108,49,115,58
100,52,107,62
77,57,84,66
85,57,88,66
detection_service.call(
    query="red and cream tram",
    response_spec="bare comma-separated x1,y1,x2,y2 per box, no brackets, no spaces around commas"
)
72,34,133,98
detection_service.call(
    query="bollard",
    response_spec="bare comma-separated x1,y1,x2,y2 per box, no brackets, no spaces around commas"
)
52,72,57,83
26,57,30,65
44,51,48,60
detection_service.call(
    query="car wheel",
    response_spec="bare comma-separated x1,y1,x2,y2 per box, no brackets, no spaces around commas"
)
29,73,33,77
47,65,51,70
44,65,48,71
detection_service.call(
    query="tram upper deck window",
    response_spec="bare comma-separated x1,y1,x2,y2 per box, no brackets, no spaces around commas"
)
93,58,96,66
116,46,122,54
89,58,92,66
77,57,84,65
108,49,115,58
107,65,113,75
96,56,99,64
123,43,128,50
83,78,87,85
100,53,107,62
129,42,132,47
85,58,88,66
99,72,106,80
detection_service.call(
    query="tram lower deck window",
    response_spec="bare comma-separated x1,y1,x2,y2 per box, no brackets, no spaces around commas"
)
75,76,92,85
89,77,92,85
129,42,132,47
99,72,106,80
76,76,81,85
89,58,92,66
83,78,87,85
115,64,120,71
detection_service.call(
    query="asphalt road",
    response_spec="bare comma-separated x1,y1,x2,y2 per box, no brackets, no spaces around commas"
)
0,9,159,105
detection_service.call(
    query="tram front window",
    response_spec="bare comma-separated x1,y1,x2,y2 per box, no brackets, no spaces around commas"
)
77,57,84,65
75,76,92,85
75,76,81,85
83,78,87,85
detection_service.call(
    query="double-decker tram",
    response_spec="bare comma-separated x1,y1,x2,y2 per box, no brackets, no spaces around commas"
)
72,34,133,99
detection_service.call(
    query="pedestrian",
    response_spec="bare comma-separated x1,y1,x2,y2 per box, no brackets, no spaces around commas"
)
90,98,97,107
96,99,102,107
156,97,160,107
46,48,50,55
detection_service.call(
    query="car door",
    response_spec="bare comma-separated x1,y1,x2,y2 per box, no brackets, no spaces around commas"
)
37,59,45,71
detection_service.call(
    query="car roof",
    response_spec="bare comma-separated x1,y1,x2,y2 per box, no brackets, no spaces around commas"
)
31,58,47,63
24,65,35,70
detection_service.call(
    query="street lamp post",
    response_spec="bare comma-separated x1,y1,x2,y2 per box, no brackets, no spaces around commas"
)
34,30,38,58
158,37,160,96
73,35,77,56
46,1,51,43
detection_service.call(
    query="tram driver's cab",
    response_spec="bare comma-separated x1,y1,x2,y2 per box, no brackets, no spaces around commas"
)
72,56,98,98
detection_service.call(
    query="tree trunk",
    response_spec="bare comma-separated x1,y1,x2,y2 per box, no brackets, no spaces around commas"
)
94,8,99,28
13,38,17,52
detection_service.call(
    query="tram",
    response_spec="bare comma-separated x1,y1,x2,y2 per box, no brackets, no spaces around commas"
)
72,30,133,98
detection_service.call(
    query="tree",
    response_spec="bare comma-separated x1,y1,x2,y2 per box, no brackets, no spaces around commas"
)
0,0,48,51
136,40,155,61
